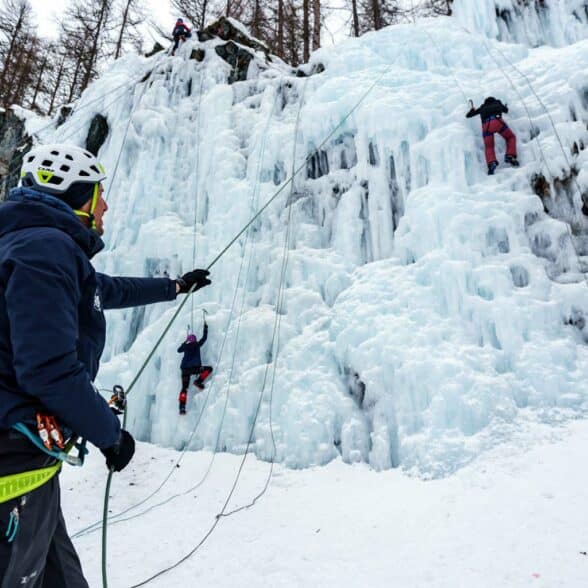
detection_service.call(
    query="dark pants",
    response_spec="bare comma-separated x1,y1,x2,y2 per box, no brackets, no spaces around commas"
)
180,366,213,390
0,430,87,587
1,467,87,587
482,117,517,165
172,32,192,52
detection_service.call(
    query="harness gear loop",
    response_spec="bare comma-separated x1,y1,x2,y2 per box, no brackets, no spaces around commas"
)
109,385,127,415
11,423,88,467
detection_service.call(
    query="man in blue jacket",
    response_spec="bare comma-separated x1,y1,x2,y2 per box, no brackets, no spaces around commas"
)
177,322,212,414
0,143,211,587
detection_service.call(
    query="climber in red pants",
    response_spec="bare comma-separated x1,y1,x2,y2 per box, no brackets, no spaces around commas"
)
467,97,519,175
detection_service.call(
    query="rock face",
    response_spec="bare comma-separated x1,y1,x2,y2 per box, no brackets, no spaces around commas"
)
215,41,254,84
199,17,271,84
56,105,73,128
199,17,269,56
190,48,205,62
145,42,164,58
0,109,30,200
85,114,109,156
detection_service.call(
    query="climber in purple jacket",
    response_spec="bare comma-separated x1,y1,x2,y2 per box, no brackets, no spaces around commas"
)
177,322,212,414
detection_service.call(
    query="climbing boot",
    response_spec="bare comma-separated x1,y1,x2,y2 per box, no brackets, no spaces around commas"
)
179,390,187,415
487,161,499,175
505,155,520,167
193,380,205,391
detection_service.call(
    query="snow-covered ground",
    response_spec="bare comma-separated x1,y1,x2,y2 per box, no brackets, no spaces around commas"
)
64,417,588,587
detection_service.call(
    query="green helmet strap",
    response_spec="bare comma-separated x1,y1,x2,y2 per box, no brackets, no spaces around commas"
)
74,183,100,230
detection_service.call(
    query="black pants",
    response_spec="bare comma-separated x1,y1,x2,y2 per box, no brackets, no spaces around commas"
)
172,32,192,52
0,432,88,587
180,366,213,390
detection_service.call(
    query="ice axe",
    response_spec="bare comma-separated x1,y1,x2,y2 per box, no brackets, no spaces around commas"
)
202,308,208,326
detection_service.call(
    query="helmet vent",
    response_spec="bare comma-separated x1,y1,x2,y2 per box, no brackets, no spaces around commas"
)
65,154,74,161
90,165,99,173
47,176,63,185
41,159,53,167
27,155,34,162
79,170,90,177
50,150,59,156
60,164,70,172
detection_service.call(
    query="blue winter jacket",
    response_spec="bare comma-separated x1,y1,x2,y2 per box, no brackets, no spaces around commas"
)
177,325,207,369
0,188,177,449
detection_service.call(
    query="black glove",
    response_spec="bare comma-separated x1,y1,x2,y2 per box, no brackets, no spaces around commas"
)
176,269,211,294
101,430,135,472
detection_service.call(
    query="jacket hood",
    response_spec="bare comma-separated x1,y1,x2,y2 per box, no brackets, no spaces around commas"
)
0,187,104,258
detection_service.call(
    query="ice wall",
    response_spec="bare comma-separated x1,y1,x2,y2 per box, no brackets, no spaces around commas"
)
452,0,588,47
37,14,588,478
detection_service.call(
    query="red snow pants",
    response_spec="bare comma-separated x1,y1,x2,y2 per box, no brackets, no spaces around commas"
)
482,118,517,165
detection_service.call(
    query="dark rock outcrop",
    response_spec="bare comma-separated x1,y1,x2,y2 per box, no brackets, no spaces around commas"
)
215,41,254,84
296,62,325,77
199,17,269,56
85,114,109,156
145,42,164,58
56,105,73,128
190,48,205,62
199,17,271,84
0,109,31,200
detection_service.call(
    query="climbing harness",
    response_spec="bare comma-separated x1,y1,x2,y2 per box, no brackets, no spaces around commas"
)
0,418,88,506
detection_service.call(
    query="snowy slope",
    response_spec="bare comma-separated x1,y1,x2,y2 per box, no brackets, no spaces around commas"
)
64,418,588,587
36,7,588,479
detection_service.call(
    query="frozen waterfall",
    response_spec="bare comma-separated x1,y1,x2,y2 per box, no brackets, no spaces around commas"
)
32,6,588,478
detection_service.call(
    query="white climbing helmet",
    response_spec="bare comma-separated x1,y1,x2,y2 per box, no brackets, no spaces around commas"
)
20,143,106,195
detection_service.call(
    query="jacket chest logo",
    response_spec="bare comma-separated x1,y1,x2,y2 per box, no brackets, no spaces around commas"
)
93,289,102,312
